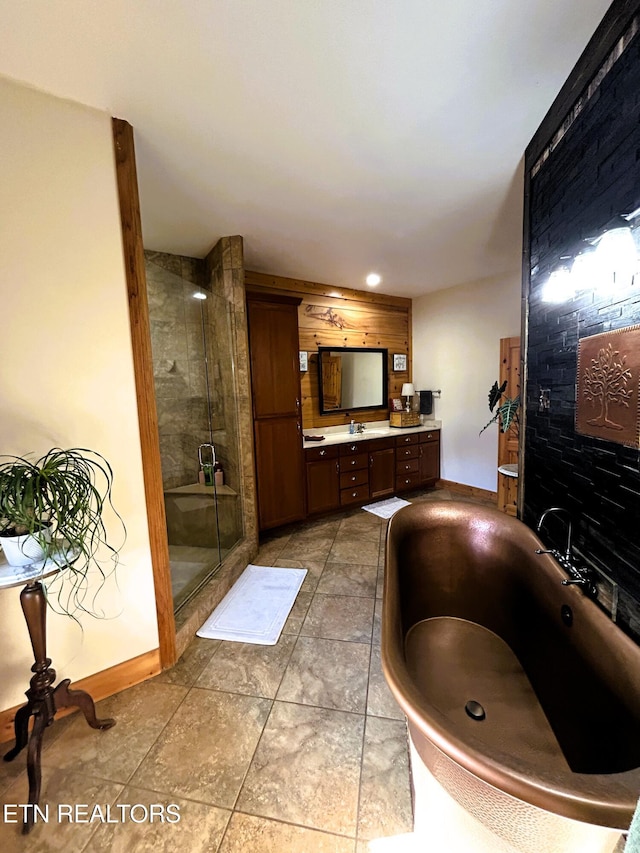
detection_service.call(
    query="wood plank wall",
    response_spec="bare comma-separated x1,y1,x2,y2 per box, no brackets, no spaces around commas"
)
497,336,520,517
244,271,412,429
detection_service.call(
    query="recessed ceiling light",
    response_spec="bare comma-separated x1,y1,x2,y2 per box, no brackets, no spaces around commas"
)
193,291,207,300
366,273,381,287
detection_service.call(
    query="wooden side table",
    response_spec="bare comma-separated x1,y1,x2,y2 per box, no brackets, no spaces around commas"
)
0,555,116,834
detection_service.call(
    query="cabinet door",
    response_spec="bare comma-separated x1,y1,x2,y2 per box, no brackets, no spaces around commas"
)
247,299,301,418
369,447,395,499
254,417,306,529
247,294,305,531
419,440,440,485
306,457,340,515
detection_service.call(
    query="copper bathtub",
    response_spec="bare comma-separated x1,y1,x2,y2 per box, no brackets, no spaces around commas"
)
381,500,640,840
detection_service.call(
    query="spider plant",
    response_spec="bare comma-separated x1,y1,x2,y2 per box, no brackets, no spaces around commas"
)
479,380,520,436
0,448,126,617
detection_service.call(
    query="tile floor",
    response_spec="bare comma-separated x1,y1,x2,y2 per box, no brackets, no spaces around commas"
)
0,488,492,852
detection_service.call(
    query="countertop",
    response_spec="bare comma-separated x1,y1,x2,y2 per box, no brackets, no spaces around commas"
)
303,419,441,448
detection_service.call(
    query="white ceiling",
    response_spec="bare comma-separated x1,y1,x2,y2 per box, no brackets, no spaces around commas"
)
0,1,612,297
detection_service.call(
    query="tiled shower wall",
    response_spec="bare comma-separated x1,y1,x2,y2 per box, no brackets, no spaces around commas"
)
145,251,211,490
523,24,640,640
146,249,234,490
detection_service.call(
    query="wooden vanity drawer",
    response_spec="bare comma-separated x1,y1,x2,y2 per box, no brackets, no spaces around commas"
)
340,469,368,489
395,433,421,447
340,484,370,506
419,430,439,443
366,436,395,451
340,442,364,456
396,472,421,490
396,458,419,475
305,444,339,462
396,444,420,460
339,452,368,472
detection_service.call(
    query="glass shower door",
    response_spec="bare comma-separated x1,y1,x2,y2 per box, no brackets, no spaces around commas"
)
145,253,223,612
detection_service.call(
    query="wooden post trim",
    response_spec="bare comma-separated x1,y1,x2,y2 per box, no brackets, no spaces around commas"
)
111,118,176,668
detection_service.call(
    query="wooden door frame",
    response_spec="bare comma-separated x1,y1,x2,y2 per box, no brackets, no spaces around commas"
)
112,118,176,669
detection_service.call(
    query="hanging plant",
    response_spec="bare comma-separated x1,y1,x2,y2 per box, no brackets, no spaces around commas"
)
480,380,520,436
0,447,126,619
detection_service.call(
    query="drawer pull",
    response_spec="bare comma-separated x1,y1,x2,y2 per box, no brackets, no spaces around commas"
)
404,437,411,443
352,491,358,498
404,450,411,456
405,478,411,484
350,444,357,451
319,449,326,456
351,475,356,482
405,464,410,470
351,460,357,466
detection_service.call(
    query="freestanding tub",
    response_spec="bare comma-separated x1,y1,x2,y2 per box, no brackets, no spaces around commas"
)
382,500,640,853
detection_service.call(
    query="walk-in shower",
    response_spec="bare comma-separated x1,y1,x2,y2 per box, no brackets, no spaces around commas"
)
145,251,243,612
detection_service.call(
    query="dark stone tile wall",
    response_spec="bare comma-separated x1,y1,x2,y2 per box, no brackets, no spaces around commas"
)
524,32,640,641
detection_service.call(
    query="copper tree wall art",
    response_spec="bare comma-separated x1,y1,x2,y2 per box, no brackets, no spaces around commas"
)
576,326,640,447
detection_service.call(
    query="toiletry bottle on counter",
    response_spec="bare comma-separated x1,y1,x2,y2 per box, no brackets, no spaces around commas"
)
214,462,224,486
349,419,355,434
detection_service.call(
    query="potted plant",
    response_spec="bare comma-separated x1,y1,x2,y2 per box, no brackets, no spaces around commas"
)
0,447,125,616
480,380,520,436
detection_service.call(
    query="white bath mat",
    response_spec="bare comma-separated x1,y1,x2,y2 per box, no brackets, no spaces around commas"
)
197,564,307,645
362,496,411,519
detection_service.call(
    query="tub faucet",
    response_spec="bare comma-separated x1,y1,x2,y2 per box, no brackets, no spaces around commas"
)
536,507,573,563
560,571,598,598
535,507,598,599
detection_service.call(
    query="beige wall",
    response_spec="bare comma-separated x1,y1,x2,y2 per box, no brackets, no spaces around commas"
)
412,272,522,492
0,76,158,711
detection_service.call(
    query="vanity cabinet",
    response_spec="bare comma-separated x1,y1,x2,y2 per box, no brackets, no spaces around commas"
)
418,429,440,487
395,433,421,491
305,445,340,515
368,437,396,499
305,429,440,517
338,443,369,506
395,430,440,492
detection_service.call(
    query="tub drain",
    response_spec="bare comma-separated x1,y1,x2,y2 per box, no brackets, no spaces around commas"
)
465,700,486,721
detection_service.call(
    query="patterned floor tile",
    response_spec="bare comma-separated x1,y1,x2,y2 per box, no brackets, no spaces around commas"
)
196,635,296,698
236,701,364,836
357,716,413,841
220,812,355,853
301,594,374,643
129,688,271,808
276,636,370,713
42,681,189,783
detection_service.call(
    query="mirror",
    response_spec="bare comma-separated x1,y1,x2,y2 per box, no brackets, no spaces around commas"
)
318,347,388,414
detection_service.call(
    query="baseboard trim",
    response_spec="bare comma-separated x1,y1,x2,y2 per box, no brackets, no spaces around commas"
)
436,479,497,503
0,647,161,745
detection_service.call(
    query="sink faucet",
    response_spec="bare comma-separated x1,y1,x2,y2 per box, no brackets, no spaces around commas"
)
536,506,573,562
356,422,366,434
